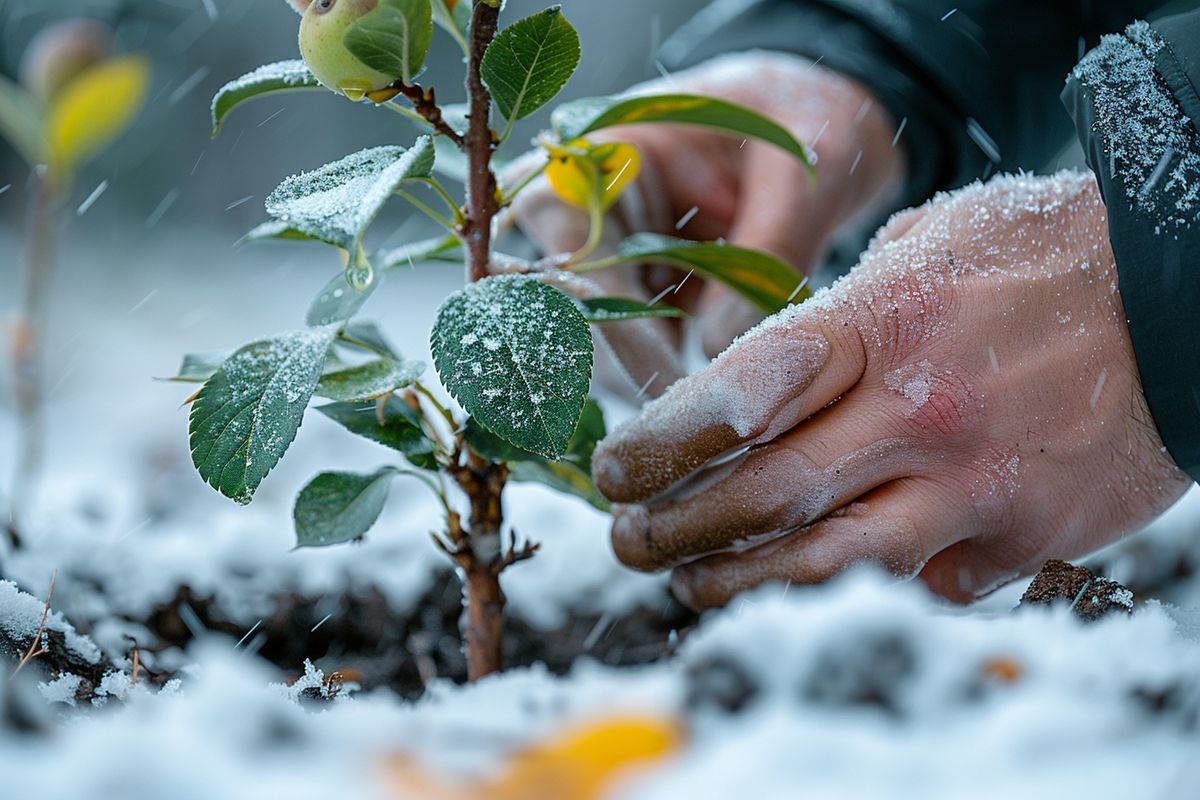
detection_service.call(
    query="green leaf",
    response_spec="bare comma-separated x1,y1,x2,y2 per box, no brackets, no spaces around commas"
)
306,269,380,326
482,6,581,121
169,352,226,383
316,356,424,402
294,468,396,547
318,397,438,470
265,138,435,252
431,0,471,54
239,219,318,246
379,233,462,270
0,73,44,165
579,297,687,322
552,94,812,168
599,234,810,313
432,274,593,458
189,325,339,504
340,320,398,357
465,399,608,509
343,0,434,85
211,60,321,136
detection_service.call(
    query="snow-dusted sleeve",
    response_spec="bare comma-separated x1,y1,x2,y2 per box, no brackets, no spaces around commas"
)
1062,13,1200,483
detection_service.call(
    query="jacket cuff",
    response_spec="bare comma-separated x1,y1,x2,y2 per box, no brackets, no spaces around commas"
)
1063,20,1200,482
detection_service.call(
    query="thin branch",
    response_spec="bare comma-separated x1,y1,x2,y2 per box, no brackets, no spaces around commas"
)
372,82,464,146
395,188,457,233
9,570,56,681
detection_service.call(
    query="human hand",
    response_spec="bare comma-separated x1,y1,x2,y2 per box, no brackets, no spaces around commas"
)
507,52,905,397
590,172,1192,608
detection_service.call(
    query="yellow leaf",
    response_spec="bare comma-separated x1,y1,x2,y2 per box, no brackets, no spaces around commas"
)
383,714,684,800
545,139,640,213
46,54,149,175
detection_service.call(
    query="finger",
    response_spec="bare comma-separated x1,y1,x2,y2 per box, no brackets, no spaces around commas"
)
918,541,1027,604
864,205,930,253
593,304,867,503
669,478,978,610
609,388,928,570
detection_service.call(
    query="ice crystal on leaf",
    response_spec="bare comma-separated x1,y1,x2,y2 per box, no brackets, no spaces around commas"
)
264,138,435,253
432,275,592,459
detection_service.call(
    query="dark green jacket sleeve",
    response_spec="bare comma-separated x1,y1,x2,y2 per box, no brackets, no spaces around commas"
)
663,0,1164,204
1063,12,1200,482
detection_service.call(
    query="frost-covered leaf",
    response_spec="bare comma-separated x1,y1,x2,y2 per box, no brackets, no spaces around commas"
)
294,468,397,547
189,325,338,504
465,399,607,509
605,234,809,313
306,269,380,326
168,352,227,383
211,60,320,136
47,55,149,173
433,275,592,458
379,233,462,270
344,0,434,85
318,397,438,469
553,94,812,168
578,297,687,322
0,73,44,165
239,219,318,245
265,138,435,252
482,6,580,121
316,356,424,402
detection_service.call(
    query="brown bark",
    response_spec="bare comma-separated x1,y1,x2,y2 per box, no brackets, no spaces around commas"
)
462,0,500,283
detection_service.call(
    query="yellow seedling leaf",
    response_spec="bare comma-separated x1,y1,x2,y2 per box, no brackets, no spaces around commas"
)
545,139,640,213
383,714,684,800
47,54,149,175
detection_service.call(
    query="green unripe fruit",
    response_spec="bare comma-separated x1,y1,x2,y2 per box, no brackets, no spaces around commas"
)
19,19,111,102
299,0,396,100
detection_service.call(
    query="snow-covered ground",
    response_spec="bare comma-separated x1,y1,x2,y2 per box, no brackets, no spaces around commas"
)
1,228,1199,797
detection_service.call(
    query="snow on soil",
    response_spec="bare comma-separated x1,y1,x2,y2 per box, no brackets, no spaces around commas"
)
3,572,1200,799
2,229,1200,796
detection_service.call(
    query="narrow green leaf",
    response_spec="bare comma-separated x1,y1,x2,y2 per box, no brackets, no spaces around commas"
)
432,275,593,458
239,219,318,246
211,60,320,136
317,396,438,469
340,320,398,357
431,0,471,54
316,356,424,402
343,0,434,85
379,234,462,270
482,6,581,121
306,269,380,326
167,352,227,383
264,138,435,252
294,468,396,547
599,234,810,313
0,73,44,165
189,325,339,504
579,297,687,322
552,94,812,168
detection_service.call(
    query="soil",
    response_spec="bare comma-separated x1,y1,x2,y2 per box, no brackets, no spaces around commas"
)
1018,560,1134,622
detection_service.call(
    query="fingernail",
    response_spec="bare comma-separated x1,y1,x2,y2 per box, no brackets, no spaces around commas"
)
669,568,702,611
592,447,625,498
610,504,656,571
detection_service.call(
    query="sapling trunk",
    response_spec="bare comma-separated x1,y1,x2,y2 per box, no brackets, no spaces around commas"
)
453,0,511,681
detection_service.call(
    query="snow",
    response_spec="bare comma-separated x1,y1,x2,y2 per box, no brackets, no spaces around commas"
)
1072,22,1200,233
0,580,101,666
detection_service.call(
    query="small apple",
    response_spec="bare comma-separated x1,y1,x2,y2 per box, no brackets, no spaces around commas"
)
299,0,398,100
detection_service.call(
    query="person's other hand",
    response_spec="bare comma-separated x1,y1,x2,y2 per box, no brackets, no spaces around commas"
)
507,53,905,397
591,172,1192,608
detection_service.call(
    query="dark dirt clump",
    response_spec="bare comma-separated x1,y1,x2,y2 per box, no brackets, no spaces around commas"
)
1019,560,1134,622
